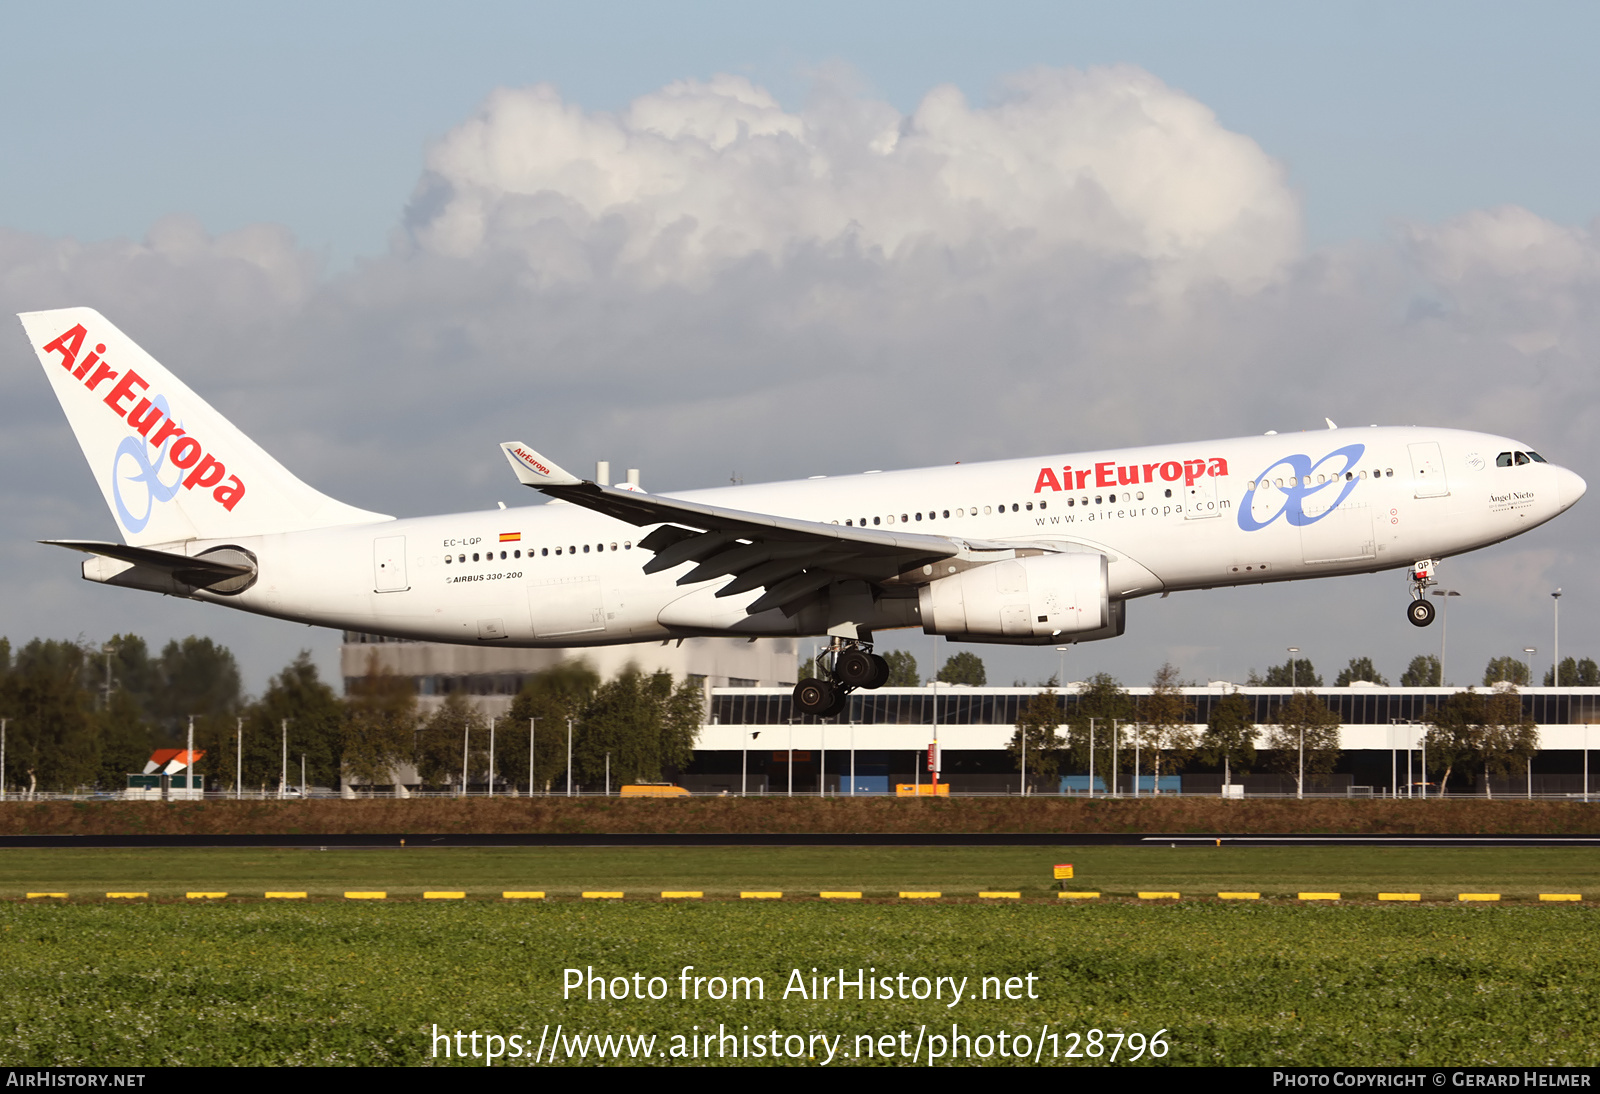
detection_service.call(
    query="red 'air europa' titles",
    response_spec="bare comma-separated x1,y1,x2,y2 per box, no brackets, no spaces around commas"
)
1034,458,1229,493
40,324,247,511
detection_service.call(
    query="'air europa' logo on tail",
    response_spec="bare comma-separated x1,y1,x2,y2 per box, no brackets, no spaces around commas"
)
40,324,247,533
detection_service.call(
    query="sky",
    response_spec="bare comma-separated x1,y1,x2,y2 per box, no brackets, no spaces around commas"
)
2,2,1598,696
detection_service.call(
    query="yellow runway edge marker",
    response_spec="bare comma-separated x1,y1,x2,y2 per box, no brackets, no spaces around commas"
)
1138,892,1180,900
1299,893,1340,901
424,892,466,900
820,892,862,899
1058,892,1100,899
503,892,545,900
979,892,1021,899
265,892,307,899
345,892,387,900
583,892,624,899
1218,892,1260,900
26,893,67,899
900,892,941,899
741,892,783,900
106,893,147,899
1540,894,1582,901
1379,893,1421,901
187,892,228,899
1458,893,1501,902
661,891,703,899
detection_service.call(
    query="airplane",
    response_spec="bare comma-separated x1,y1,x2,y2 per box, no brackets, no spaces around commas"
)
18,306,1587,716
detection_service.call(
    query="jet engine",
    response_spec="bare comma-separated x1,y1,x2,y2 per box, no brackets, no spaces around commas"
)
917,552,1109,641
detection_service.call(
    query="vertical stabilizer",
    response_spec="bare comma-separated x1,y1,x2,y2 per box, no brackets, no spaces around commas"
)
18,307,390,546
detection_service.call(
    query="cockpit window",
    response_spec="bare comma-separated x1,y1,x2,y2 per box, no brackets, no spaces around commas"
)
1496,452,1514,467
1515,452,1531,466
1528,451,1548,463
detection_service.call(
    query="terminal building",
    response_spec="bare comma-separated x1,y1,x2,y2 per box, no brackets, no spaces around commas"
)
338,635,1600,796
684,684,1600,796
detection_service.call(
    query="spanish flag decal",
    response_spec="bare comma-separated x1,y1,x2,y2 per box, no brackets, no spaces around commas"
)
499,532,521,543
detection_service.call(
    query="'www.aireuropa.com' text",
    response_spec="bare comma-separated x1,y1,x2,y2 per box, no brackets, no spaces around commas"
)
431,1023,1169,1065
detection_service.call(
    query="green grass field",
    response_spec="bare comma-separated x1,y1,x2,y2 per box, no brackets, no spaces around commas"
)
2,901,1596,1067
3,847,1597,1067
1,845,1596,900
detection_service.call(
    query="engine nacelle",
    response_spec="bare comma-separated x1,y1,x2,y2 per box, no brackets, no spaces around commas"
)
917,552,1109,640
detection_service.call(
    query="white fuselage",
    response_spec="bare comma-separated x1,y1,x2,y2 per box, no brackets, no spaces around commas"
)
153,426,1583,647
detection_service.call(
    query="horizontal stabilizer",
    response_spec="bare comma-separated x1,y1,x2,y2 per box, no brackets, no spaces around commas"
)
44,539,257,595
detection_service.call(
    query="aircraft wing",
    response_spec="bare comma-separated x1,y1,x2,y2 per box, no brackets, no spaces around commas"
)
500,442,1008,615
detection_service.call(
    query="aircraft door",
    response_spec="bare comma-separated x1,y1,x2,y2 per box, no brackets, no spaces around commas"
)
1408,442,1449,498
1184,475,1221,519
373,536,408,592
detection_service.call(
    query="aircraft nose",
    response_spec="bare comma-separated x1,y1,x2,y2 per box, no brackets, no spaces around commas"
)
1556,466,1587,510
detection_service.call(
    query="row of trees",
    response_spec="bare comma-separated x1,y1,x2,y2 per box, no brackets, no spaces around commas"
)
0,633,703,795
1250,653,1599,689
1008,666,1539,795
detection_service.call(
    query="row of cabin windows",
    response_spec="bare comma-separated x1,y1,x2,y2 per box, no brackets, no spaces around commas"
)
1248,469,1392,490
443,541,633,564
1498,451,1546,467
838,490,1176,526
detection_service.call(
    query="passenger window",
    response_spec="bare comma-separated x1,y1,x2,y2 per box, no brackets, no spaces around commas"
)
515,550,521,558
610,543,617,551
915,512,922,521
472,553,479,562
583,544,590,553
1068,498,1075,507
1163,490,1172,498
445,555,452,564
542,548,549,557
1385,469,1393,477
1136,491,1144,501
555,548,562,555
983,506,991,515
1095,496,1102,504
845,519,852,526
901,514,909,523
886,515,895,525
1025,502,1033,511
624,541,632,550
873,517,881,525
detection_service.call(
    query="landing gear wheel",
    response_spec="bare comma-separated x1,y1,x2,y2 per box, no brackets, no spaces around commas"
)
836,649,876,688
1407,599,1436,627
866,653,891,690
794,677,837,715
821,687,850,718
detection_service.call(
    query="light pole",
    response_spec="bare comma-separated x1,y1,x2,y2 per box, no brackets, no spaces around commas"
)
1553,589,1563,685
1287,647,1299,690
565,715,573,797
528,717,540,796
487,716,496,798
235,717,242,801
1432,589,1461,685
1524,648,1538,688
1055,645,1068,687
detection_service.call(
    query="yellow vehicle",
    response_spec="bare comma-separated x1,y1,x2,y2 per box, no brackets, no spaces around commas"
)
620,784,690,798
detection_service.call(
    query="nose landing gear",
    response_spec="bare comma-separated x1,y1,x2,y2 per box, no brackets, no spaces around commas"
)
1407,559,1439,627
793,639,891,717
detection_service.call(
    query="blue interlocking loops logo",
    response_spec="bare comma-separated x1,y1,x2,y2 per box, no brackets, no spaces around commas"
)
1237,443,1366,532
110,394,183,534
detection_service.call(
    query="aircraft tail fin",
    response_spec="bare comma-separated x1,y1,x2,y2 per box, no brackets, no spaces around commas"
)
18,307,390,546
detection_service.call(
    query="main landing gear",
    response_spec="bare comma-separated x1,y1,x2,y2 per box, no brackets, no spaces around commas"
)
1407,559,1438,627
793,639,892,717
